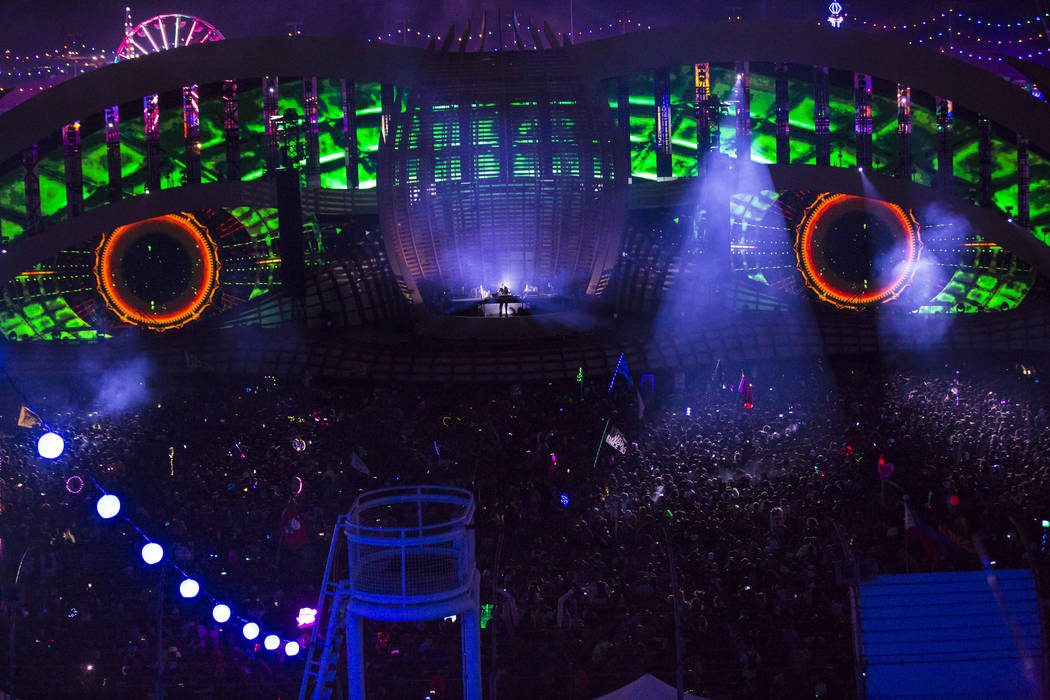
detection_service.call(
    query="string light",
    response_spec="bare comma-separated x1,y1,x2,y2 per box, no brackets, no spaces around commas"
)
96,494,121,519
85,475,301,653
179,578,200,598
37,432,65,459
848,10,1050,31
368,18,653,44
212,604,231,623
141,542,164,565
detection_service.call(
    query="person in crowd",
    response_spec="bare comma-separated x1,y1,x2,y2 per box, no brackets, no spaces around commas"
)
0,358,1046,698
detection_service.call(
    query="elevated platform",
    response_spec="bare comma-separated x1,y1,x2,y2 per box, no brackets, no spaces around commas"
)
345,485,478,621
301,486,481,700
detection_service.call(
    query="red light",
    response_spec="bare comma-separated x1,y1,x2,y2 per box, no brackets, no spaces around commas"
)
949,495,960,506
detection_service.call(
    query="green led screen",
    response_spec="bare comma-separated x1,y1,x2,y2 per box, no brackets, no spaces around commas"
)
605,64,1050,239
0,79,388,245
0,206,283,341
725,190,1035,313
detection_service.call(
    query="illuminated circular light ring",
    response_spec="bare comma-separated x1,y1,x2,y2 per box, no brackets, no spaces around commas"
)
795,193,921,310
94,213,221,331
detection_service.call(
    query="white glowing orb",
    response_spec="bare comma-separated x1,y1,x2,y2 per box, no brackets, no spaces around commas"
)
284,641,300,656
263,634,280,651
37,432,64,459
242,622,260,640
141,542,164,565
179,578,200,599
212,604,231,623
96,494,121,519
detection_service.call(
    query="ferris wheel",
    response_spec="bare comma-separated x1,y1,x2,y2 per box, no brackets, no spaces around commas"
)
115,13,224,62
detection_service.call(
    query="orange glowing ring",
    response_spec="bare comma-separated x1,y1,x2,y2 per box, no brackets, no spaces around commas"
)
794,193,921,310
94,213,220,331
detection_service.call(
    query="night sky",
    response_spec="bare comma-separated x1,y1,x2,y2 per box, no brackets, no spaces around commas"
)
0,0,1046,54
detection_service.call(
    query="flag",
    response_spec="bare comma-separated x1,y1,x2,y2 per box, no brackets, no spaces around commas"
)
608,353,633,391
740,374,754,410
280,500,308,551
605,424,628,454
905,502,950,563
351,451,371,476
17,405,41,429
636,388,646,420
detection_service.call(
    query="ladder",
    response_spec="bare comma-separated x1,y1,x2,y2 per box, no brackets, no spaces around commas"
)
299,515,351,700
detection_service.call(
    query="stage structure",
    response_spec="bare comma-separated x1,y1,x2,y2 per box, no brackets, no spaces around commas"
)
379,21,627,305
299,486,481,700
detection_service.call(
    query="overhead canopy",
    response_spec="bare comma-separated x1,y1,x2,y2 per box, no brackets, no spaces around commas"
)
592,674,712,700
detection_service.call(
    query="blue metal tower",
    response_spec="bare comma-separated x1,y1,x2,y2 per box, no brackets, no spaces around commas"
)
299,486,481,700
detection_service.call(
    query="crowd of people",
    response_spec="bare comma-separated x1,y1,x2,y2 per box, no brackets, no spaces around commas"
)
0,354,1048,699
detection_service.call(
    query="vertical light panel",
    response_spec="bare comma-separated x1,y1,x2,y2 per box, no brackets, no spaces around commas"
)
63,122,83,217
341,79,358,188
380,83,395,146
654,67,672,178
854,73,873,170
144,93,161,192
223,79,240,182
735,61,750,162
183,84,201,185
774,62,790,165
896,84,911,180
303,76,321,188
936,96,954,194
263,76,280,172
22,145,41,234
104,105,122,202
814,66,830,167
695,63,711,171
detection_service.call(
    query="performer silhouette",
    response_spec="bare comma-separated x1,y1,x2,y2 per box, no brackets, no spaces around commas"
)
498,284,510,317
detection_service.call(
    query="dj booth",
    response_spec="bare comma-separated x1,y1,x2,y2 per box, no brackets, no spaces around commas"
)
447,294,529,317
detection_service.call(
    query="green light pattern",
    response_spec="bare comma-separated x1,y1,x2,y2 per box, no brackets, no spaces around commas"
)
0,295,102,341
37,146,67,218
226,205,282,302
0,66,1044,327
480,603,494,629
608,66,1050,251
0,80,388,245
0,69,1044,248
728,190,1035,313
916,264,1035,314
